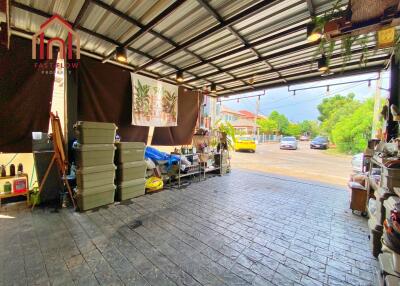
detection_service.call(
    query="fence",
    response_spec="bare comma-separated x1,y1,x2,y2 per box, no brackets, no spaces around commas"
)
256,134,282,143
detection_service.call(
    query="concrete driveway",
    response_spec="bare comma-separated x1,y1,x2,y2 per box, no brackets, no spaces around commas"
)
231,141,353,187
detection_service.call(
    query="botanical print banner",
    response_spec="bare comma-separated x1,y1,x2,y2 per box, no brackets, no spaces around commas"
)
131,73,178,127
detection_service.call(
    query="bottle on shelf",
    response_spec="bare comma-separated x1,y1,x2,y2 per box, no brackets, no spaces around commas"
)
9,164,16,177
0,165,6,177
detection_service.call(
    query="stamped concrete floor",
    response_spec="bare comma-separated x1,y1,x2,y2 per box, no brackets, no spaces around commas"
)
0,170,376,286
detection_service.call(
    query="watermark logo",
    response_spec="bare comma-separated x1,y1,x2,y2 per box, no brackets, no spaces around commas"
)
32,14,80,60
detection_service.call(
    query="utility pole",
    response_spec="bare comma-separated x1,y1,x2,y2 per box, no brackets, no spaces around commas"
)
254,91,264,138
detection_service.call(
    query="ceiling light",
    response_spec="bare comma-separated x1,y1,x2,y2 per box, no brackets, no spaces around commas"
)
307,23,322,42
176,70,184,82
318,55,329,72
210,83,217,93
116,47,127,63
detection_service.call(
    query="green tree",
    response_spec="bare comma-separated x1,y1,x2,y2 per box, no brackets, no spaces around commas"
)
317,93,356,122
269,111,289,134
331,98,374,154
257,118,278,134
299,120,320,137
286,123,302,137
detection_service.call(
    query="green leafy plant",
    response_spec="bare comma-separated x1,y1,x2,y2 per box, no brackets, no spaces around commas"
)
213,120,236,150
162,90,177,118
134,80,150,115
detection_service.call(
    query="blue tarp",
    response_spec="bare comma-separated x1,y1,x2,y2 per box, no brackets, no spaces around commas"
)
145,146,179,166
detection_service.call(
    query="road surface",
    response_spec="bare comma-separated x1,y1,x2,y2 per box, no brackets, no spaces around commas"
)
230,141,353,187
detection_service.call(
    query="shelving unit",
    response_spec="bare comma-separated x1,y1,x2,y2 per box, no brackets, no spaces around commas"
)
0,173,29,207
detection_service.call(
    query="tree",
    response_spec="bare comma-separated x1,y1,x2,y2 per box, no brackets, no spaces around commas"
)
317,93,356,122
269,111,289,134
331,98,374,154
299,120,320,137
257,118,278,134
286,123,302,137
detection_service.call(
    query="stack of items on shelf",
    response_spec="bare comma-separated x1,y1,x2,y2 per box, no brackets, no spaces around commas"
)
73,121,117,211
379,193,400,285
115,142,146,201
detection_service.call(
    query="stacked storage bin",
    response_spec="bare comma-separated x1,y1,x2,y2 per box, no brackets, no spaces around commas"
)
115,142,146,201
74,122,117,211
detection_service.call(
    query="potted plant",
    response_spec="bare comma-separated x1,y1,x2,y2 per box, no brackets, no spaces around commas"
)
133,80,150,122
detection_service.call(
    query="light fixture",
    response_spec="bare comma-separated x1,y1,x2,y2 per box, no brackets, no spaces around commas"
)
176,70,184,82
318,55,329,72
116,47,127,62
307,23,322,42
210,83,217,93
237,98,240,103
326,85,330,97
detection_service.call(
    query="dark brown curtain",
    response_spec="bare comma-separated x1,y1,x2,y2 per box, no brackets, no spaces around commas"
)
77,56,149,143
152,87,203,145
0,36,56,152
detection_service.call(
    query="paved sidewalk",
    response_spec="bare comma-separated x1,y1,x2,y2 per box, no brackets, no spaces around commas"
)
0,170,376,286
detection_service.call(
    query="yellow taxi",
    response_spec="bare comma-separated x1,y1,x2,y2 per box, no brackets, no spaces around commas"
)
235,136,256,153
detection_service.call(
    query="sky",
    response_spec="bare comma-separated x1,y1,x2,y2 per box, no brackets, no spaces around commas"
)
222,71,390,122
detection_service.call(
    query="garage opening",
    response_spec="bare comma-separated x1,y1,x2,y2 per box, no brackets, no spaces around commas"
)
1,1,400,285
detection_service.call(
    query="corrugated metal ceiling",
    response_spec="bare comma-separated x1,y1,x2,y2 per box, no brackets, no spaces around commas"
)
9,0,390,95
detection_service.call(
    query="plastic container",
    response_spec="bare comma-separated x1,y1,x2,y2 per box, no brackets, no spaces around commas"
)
76,164,116,189
382,167,400,191
75,121,117,144
116,178,145,201
385,275,400,286
115,142,145,163
74,144,116,167
378,252,398,277
116,161,146,182
76,184,115,211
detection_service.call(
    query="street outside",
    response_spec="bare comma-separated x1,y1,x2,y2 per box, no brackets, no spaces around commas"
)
231,141,353,187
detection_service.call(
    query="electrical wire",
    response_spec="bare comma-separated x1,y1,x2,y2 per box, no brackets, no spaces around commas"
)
3,153,18,167
264,81,367,111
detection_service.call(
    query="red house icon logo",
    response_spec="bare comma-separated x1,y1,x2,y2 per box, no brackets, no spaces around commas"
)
32,14,80,60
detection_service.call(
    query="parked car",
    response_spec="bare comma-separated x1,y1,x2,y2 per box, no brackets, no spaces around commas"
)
235,136,256,153
299,135,310,141
280,136,298,150
310,137,329,149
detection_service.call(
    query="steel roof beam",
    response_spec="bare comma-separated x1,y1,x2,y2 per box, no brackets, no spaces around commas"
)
160,24,308,78
10,1,205,88
102,0,186,63
217,61,388,96
215,51,386,86
73,0,91,28
306,0,315,17
184,43,378,85
135,0,278,71
196,0,285,84
90,0,237,88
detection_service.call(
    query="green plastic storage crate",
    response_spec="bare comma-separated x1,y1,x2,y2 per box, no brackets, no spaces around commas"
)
76,184,115,211
116,178,145,201
74,144,116,167
115,142,145,163
76,164,116,189
116,161,146,182
75,121,117,144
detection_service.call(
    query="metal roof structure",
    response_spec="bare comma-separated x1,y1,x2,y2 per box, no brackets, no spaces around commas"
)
9,0,391,96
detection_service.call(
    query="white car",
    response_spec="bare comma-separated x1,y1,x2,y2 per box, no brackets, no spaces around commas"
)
280,136,298,150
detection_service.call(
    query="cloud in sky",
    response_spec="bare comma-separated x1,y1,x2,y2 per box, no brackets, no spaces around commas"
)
222,72,390,122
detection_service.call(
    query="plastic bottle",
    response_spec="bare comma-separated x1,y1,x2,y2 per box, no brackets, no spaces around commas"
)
9,164,15,176
18,163,23,174
0,165,6,177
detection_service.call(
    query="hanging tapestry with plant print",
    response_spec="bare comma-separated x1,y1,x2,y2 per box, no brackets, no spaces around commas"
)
131,73,178,127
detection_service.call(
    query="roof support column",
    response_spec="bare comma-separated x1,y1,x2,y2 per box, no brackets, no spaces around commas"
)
388,57,400,140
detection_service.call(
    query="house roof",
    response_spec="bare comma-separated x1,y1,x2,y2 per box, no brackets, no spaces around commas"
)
9,0,390,96
231,118,257,128
220,105,243,116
